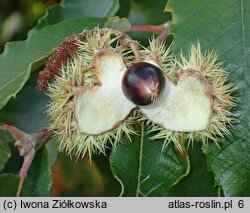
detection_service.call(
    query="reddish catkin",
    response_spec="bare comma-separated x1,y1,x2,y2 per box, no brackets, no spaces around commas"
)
37,34,84,91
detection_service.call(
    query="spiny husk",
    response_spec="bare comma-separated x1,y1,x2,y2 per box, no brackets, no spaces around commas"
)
144,42,235,151
140,38,173,72
77,27,139,68
74,51,136,135
47,57,141,159
47,28,141,159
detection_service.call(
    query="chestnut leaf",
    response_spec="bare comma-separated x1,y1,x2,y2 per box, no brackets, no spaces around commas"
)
0,174,30,196
0,18,106,110
0,139,11,171
110,124,218,196
110,124,185,196
166,0,250,196
24,148,52,196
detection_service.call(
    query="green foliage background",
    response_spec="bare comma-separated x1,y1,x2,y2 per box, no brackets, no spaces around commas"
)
0,0,249,196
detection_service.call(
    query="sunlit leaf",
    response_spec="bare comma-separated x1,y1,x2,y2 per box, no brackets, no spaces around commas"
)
166,0,250,196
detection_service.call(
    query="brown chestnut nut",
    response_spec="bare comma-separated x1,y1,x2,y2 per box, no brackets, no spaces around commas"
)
122,62,166,106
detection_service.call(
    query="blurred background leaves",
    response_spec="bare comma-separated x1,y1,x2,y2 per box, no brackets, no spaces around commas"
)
0,0,59,53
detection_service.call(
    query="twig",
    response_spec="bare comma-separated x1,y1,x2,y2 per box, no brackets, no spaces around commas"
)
121,21,172,35
156,21,172,44
0,125,52,196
